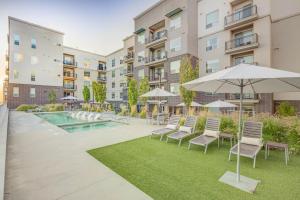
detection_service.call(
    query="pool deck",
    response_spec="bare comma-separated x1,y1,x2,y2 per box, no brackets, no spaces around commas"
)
5,111,161,200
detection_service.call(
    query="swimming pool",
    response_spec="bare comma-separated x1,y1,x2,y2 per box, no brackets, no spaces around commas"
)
35,112,83,125
60,121,119,133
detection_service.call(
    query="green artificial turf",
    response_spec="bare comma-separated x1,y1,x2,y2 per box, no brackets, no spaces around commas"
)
88,136,300,200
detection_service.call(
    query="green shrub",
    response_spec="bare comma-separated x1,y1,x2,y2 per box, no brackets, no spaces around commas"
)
277,101,297,117
96,107,103,113
43,104,64,112
195,117,206,133
130,105,137,117
179,117,185,126
220,116,238,135
16,104,38,111
119,105,128,116
262,117,287,142
140,107,147,119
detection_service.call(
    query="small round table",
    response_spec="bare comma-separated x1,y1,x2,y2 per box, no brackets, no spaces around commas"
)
220,133,234,147
265,141,289,165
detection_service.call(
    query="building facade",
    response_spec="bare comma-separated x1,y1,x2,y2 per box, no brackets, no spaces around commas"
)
133,0,199,113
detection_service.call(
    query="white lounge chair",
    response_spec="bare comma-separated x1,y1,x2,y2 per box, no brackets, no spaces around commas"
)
151,115,181,141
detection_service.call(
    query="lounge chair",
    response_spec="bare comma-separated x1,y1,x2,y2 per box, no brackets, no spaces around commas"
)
166,116,198,146
188,118,220,154
151,115,181,141
229,121,263,168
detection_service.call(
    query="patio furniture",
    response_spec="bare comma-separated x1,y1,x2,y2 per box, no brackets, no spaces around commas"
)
220,132,235,147
229,121,263,168
265,141,289,165
151,115,181,141
166,116,197,146
188,118,220,153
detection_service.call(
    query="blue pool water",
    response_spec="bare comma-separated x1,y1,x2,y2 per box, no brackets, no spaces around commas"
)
61,122,119,133
35,112,82,125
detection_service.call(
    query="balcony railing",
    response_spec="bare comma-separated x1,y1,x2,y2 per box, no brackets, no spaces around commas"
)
149,72,167,82
63,60,77,66
146,30,167,44
125,66,134,76
125,52,134,60
225,5,257,27
145,52,167,64
225,33,258,52
97,77,106,82
228,93,259,100
63,72,76,78
63,84,76,90
98,65,106,71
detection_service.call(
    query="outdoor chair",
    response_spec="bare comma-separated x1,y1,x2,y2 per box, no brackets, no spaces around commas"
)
166,116,198,146
188,118,220,154
151,115,181,141
229,121,263,168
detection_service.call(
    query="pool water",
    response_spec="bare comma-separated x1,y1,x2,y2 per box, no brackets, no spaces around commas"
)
35,112,82,125
61,122,119,133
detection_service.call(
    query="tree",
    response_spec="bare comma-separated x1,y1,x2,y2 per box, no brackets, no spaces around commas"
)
128,78,138,107
48,90,56,104
92,81,106,104
179,56,199,110
82,86,90,103
277,101,296,116
138,77,150,105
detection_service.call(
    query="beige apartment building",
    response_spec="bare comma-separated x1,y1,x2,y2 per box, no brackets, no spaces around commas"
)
123,35,135,103
133,0,199,113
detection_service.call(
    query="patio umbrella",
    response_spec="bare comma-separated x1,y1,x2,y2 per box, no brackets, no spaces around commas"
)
204,100,237,108
176,101,203,107
183,63,300,192
140,88,177,98
60,95,78,101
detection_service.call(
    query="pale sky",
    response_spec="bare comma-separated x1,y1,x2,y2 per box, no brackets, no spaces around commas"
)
0,0,159,85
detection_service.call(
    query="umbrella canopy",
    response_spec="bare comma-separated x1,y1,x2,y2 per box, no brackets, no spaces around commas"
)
182,63,300,191
60,95,78,100
204,100,237,108
140,88,177,97
176,101,203,107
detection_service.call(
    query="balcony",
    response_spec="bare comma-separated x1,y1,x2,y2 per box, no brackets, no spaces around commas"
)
149,72,167,85
124,52,134,63
146,30,167,49
226,93,260,104
225,33,259,54
63,72,76,80
145,52,167,67
63,84,77,90
124,66,134,77
63,60,77,68
98,64,106,72
97,77,106,82
225,5,258,29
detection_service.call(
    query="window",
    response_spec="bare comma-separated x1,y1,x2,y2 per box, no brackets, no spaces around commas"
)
170,13,181,30
30,88,36,98
206,60,219,73
14,34,20,45
84,81,90,87
112,92,115,99
31,38,37,49
137,31,145,44
137,51,145,62
31,73,35,81
84,71,90,77
170,60,181,74
13,70,19,79
170,37,181,52
112,82,115,88
233,55,254,65
112,70,115,78
170,83,180,95
206,37,218,51
13,87,19,97
112,59,115,67
206,10,219,29
31,56,38,65
120,57,124,64
138,69,144,79
14,53,23,63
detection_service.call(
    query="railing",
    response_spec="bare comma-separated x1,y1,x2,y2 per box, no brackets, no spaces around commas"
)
146,30,167,44
63,60,77,66
225,33,258,51
145,52,167,64
63,72,76,78
228,93,259,100
125,52,134,60
63,84,76,90
225,5,257,26
97,77,106,81
98,65,106,71
149,72,167,82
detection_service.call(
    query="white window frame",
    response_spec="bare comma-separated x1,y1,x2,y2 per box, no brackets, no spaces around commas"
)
170,60,181,74
206,59,220,73
206,10,219,29
170,13,181,30
170,37,181,52
137,51,145,62
170,83,180,95
138,69,144,79
13,34,20,45
137,31,145,44
31,38,37,49
30,88,36,98
206,37,218,51
14,53,23,63
13,87,19,97
31,56,38,65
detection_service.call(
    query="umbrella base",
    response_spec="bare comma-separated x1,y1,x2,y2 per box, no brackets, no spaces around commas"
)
219,171,260,193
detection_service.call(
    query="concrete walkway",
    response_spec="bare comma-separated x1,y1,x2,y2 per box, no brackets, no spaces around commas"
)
5,111,160,200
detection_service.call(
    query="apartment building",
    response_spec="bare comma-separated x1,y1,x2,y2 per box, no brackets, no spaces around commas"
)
105,48,127,109
133,0,199,113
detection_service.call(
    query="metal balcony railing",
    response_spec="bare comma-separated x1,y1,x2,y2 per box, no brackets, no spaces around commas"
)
145,52,167,64
149,72,167,82
63,60,77,66
225,33,258,51
146,30,167,44
98,65,106,71
63,84,76,90
225,5,257,26
63,72,76,78
228,93,259,100
97,77,106,82
125,52,134,60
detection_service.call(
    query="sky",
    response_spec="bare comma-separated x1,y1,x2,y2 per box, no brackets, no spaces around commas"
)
0,0,159,86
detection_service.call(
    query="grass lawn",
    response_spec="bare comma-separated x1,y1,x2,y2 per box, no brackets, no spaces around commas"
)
88,136,300,200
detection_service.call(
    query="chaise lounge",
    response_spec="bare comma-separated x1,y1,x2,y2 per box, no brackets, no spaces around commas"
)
151,115,181,141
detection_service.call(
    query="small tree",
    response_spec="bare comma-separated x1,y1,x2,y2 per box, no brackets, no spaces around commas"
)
179,56,199,111
139,77,150,106
128,78,138,108
277,101,296,117
82,86,90,103
92,81,106,104
48,90,56,104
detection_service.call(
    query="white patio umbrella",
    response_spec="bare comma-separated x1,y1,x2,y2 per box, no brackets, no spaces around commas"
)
176,101,203,107
60,95,78,101
204,100,237,108
140,88,177,98
183,63,300,192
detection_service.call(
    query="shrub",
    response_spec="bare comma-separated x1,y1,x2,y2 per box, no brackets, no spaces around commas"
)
220,116,238,135
152,105,158,117
96,107,103,113
195,117,206,133
140,106,147,119
43,104,64,112
119,105,128,116
179,117,185,126
16,104,38,111
262,116,287,142
130,105,137,117
277,101,296,117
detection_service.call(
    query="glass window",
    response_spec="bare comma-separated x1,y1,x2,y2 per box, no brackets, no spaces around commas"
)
138,69,144,79
31,73,35,81
14,34,20,45
14,53,23,63
233,55,254,65
170,13,181,30
112,70,115,78
137,51,145,62
112,82,115,88
13,70,19,79
170,60,181,74
206,37,218,51
84,81,90,87
13,87,19,97
170,37,181,52
30,88,36,98
206,10,219,29
31,38,37,49
170,83,180,95
112,59,115,67
84,71,90,77
137,31,145,44
112,92,115,99
206,60,219,73
31,56,38,65
119,57,124,64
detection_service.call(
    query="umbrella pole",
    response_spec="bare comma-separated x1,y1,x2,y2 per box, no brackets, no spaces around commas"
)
237,80,244,182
